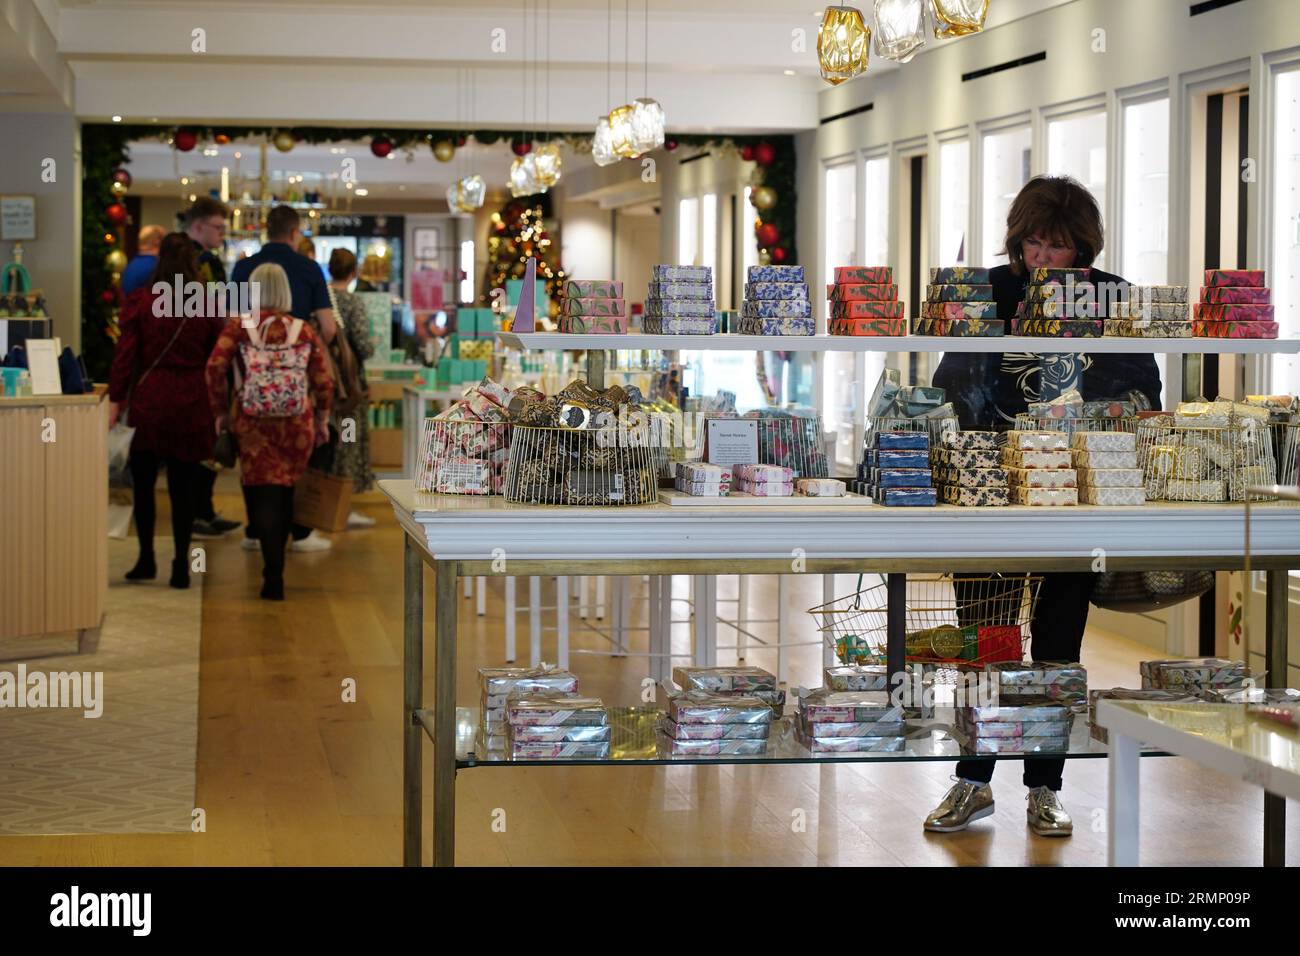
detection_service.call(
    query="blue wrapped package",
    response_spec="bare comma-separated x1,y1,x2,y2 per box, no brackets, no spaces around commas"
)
645,297,715,318
877,450,930,469
653,264,712,282
647,279,714,300
735,315,816,335
747,264,806,283
875,487,938,506
875,468,933,488
744,281,810,300
876,431,930,451
741,299,812,318
642,315,718,334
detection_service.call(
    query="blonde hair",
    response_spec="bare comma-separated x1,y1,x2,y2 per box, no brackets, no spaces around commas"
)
249,263,293,313
359,253,388,283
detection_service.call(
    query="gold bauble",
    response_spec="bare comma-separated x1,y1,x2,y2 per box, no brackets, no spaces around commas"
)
752,186,777,211
105,249,128,273
433,139,456,162
273,130,296,152
110,180,129,197
758,248,772,266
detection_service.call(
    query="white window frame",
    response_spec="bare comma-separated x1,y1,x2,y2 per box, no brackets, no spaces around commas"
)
973,112,1033,267
1260,46,1300,397
1040,95,1110,270
934,126,971,268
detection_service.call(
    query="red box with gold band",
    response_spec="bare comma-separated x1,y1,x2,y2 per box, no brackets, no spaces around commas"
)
1200,286,1271,305
828,283,899,302
829,316,908,336
1192,303,1275,322
833,266,893,285
830,299,906,318
1203,269,1266,288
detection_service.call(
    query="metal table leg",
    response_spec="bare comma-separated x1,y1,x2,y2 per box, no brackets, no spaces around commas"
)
1108,731,1141,866
1265,568,1289,867
402,534,424,867
886,573,906,686
433,560,459,868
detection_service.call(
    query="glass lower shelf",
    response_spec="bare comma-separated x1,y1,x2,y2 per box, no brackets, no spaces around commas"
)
429,706,1172,768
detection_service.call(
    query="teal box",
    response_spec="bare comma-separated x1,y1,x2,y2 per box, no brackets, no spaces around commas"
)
470,359,487,380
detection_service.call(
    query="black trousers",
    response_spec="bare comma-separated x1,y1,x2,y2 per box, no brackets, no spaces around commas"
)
130,451,203,564
194,463,218,522
242,484,294,583
954,571,1095,791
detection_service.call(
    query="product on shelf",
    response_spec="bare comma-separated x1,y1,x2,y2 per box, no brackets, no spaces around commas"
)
914,317,1005,337
643,315,718,334
1202,269,1266,288
740,265,811,335
557,279,627,334
956,698,1073,753
930,266,990,284
920,300,998,320
831,300,907,318
1195,270,1278,338
642,298,714,318
987,661,1087,708
507,693,609,726
796,477,847,496
798,689,906,723
505,694,608,757
927,283,994,302
919,269,1000,336
662,690,774,755
796,688,907,753
1087,688,1196,743
1005,467,1077,489
652,264,711,283
942,485,1010,506
1200,286,1271,304
1013,486,1078,506
837,266,895,284
824,664,890,692
417,377,522,494
829,316,908,336
673,666,777,693
648,279,714,300
1200,686,1300,704
1002,430,1069,451
934,447,1002,468
477,665,580,751
658,718,771,740
662,737,769,756
943,430,1000,450
934,465,1009,487
675,461,731,497
1002,448,1072,469
1010,317,1105,337
563,279,624,298
1139,658,1250,692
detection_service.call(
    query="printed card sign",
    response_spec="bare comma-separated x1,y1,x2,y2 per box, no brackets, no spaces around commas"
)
705,419,759,467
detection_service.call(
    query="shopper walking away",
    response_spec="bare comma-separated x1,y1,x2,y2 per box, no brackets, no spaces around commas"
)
325,248,376,526
928,175,1162,838
109,233,226,588
205,263,334,600
120,225,165,295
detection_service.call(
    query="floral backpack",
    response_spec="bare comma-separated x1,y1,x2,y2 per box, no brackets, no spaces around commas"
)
238,314,310,417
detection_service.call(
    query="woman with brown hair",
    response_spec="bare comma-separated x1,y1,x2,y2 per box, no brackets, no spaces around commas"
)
926,175,1162,839
109,232,227,588
326,247,376,522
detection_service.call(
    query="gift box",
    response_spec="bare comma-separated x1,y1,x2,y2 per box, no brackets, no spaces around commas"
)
830,299,906,318
1136,320,1195,337
799,715,907,738
1019,297,1104,320
562,296,626,317
508,724,613,743
558,313,628,334
1193,303,1275,322
878,449,930,468
735,463,794,483
829,316,908,336
1203,268,1266,288
877,431,930,450
944,431,1000,450
930,266,990,284
1028,267,1091,284
673,666,776,693
1082,486,1147,505
507,694,608,726
676,478,730,497
740,298,813,318
956,720,1072,739
668,691,774,724
643,315,717,334
1073,449,1140,471
1200,286,1271,304
1193,319,1279,338
737,315,817,335
1163,478,1227,501
964,699,1072,723
1071,431,1136,452
798,689,905,723
736,480,794,497
644,297,714,318
1014,486,1078,506
1104,319,1142,337
1078,467,1144,487
678,462,731,483
796,477,846,496
979,625,1023,663
935,466,1009,488
825,664,890,692
1007,466,1077,488
659,718,771,740
1002,449,1072,469
1131,285,1189,303
479,666,579,698
647,280,713,300
934,448,1002,468
797,733,907,753
1004,430,1069,451
830,282,899,302
747,264,806,283
876,468,932,488
941,484,1010,506
920,300,998,320
835,266,894,284
653,264,712,282
745,281,811,300
876,487,937,506
662,737,768,756
1010,317,1105,337
563,279,623,298
927,283,994,302
914,318,1006,337
963,736,1070,754
1112,300,1189,321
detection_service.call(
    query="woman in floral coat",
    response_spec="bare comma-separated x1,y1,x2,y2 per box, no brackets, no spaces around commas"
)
205,263,333,599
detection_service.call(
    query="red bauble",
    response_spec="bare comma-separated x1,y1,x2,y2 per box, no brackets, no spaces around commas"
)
214,134,231,145
101,290,116,304
456,135,468,147
771,246,787,263
512,139,533,156
756,222,779,247
111,168,132,188
173,129,197,152
371,136,393,158
105,203,128,226
754,141,776,166
740,144,755,162
665,139,679,152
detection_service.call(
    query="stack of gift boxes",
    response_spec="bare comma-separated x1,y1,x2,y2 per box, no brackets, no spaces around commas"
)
506,692,611,759
417,377,516,494
933,430,1009,506
957,699,1074,753
662,686,775,756
916,267,1002,337
827,266,906,336
477,665,580,752
987,661,1088,711
854,431,937,506
1011,267,1104,337
1139,658,1251,693
734,463,794,497
824,664,889,691
558,279,627,334
1072,431,1146,505
1106,285,1191,338
1194,269,1277,339
644,265,716,334
738,265,813,335
673,666,785,720
796,689,908,753
1142,400,1276,502
1001,431,1078,506
675,461,730,497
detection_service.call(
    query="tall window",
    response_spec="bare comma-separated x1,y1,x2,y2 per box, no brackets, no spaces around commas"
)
862,154,890,266
982,125,1031,265
1047,110,1108,269
678,197,699,266
742,187,759,277
1122,97,1170,284
1273,68,1300,397
701,193,717,276
824,163,857,287
939,139,970,265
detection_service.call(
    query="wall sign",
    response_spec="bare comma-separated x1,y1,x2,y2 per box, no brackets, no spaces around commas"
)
0,196,36,241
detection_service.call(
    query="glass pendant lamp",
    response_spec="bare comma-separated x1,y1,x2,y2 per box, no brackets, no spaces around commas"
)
592,116,620,166
817,5,870,85
873,0,926,62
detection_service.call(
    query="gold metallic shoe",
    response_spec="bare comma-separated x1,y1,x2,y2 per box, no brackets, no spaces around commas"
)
923,777,994,832
1026,786,1073,837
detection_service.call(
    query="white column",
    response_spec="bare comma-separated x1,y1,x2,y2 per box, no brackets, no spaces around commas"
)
529,576,542,666
596,576,607,620
578,576,589,620
504,576,517,663
475,575,486,617
556,576,570,670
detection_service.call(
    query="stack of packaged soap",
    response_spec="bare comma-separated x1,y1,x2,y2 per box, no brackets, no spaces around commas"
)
956,699,1073,753
506,692,610,758
645,265,716,334
673,666,785,718
661,689,774,755
857,431,937,506
796,477,847,497
417,376,517,494
796,689,908,753
827,266,906,336
1107,285,1191,337
987,660,1087,711
1071,430,1145,505
1141,400,1276,502
1011,267,1104,337
738,265,813,335
734,463,794,497
1139,658,1251,694
1087,688,1195,743
675,461,730,497
1194,270,1277,339
934,430,1009,506
916,267,1001,336
824,664,890,691
558,279,627,334
478,665,579,752
1001,431,1078,506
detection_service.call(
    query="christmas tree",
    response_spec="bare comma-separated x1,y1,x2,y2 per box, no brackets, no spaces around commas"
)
483,193,565,315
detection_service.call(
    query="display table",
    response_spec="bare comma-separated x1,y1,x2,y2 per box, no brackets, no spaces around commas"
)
382,479,1299,867
1098,700,1300,867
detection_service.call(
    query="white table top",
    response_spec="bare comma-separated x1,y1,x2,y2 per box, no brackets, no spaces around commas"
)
381,479,1300,563
1096,700,1300,801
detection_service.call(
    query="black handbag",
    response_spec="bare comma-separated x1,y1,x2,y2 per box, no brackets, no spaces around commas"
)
213,428,238,468
1089,570,1215,614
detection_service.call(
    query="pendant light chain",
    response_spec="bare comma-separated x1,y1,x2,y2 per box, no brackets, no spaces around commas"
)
606,0,612,113
643,0,648,99
624,0,630,105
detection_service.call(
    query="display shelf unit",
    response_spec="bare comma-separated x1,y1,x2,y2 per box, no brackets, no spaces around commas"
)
498,331,1300,355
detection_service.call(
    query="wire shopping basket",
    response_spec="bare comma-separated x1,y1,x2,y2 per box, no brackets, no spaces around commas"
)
808,573,1042,673
1012,413,1139,438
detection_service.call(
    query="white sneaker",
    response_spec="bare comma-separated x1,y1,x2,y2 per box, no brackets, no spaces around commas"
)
346,510,377,528
291,530,333,553
241,536,260,551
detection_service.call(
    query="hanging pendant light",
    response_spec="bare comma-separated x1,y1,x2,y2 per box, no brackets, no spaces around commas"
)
447,174,486,213
591,115,620,166
629,97,666,154
509,155,539,197
817,5,870,86
608,104,638,159
931,0,988,37
533,142,563,188
873,0,926,62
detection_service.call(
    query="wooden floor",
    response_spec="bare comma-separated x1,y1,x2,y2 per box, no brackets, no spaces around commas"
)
2,473,1296,866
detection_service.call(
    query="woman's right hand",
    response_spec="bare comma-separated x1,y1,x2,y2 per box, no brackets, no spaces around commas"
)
214,415,228,436
108,402,122,428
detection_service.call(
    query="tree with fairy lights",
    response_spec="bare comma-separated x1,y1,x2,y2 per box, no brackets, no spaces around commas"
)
483,193,565,315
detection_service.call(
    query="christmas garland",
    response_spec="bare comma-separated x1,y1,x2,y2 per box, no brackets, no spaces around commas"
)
81,123,797,379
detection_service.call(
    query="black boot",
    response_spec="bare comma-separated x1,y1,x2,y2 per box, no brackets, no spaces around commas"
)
169,558,190,589
125,552,157,581
260,575,285,601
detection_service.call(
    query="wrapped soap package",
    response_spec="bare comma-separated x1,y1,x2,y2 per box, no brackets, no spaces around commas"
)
736,315,816,335
1078,467,1144,487
878,449,931,468
509,741,611,759
877,431,931,450
1002,449,1073,469
746,281,811,300
1011,317,1105,337
830,299,906,318
1004,430,1069,451
914,318,1005,337
1014,486,1079,506
1082,486,1146,505
1071,431,1136,452
796,477,847,497
799,716,907,738
479,665,579,698
1200,286,1270,304
835,266,894,284
508,724,613,743
934,447,1002,469
944,431,1000,450
662,737,768,756
876,468,932,488
563,279,624,298
797,733,907,753
644,297,715,318
678,461,731,484
927,283,994,302
659,718,771,740
647,279,713,300
921,301,999,320
942,485,1010,506
934,465,1009,488
825,664,890,692
558,313,628,334
798,689,905,723
507,693,608,726
829,317,908,336
876,487,938,506
1203,268,1266,288
653,264,711,281
1029,267,1091,284
643,315,717,335
964,736,1070,754
830,282,899,301
964,698,1072,723
741,298,812,318
672,665,776,693
747,264,806,283
1072,449,1138,470
1139,658,1249,690
930,266,991,284
956,719,1072,739
668,690,775,724
562,296,626,317
1006,466,1078,489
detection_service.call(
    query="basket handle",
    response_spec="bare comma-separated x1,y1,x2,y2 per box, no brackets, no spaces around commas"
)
851,572,865,611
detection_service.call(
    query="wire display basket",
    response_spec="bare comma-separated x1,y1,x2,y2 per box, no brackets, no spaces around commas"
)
738,411,830,478
1136,416,1283,502
503,423,660,505
416,419,512,495
808,573,1042,673
1012,413,1138,438
862,414,959,454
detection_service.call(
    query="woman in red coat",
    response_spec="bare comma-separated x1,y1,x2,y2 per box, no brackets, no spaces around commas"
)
109,233,226,588
205,262,333,600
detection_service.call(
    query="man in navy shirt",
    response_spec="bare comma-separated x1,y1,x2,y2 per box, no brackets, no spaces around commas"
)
120,225,164,295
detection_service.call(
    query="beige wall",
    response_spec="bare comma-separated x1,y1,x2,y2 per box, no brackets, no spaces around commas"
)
612,211,660,311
